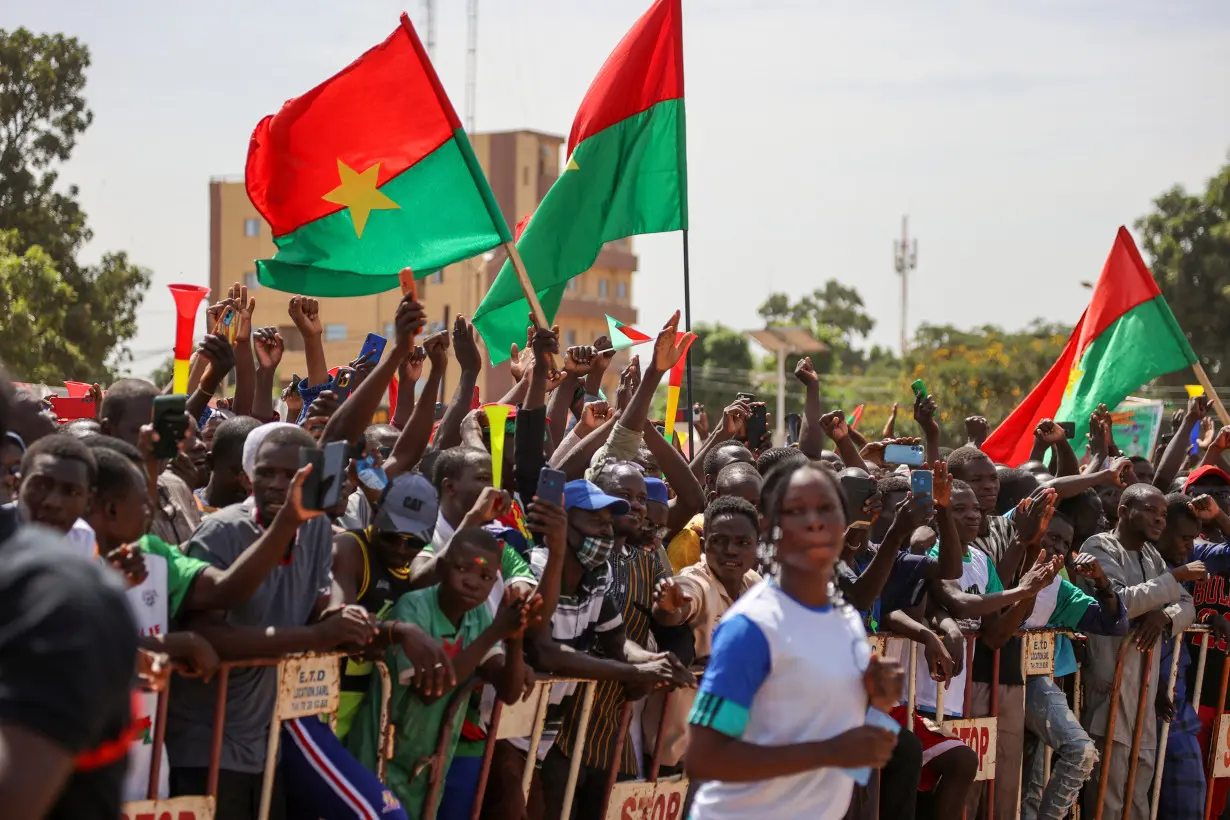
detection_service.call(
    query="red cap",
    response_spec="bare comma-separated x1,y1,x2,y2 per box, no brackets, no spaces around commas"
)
1184,464,1230,491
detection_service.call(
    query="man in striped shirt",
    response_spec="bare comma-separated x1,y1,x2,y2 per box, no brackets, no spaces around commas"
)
481,479,691,820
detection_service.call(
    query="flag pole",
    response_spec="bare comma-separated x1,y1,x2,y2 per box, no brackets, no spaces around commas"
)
682,229,695,459
1192,363,1230,426
502,241,562,370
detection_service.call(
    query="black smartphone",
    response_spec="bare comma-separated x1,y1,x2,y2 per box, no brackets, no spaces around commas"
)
434,402,445,421
840,475,878,528
1057,421,1076,440
299,446,324,510
332,367,356,402
151,395,188,459
536,466,567,507
785,412,802,444
319,440,348,509
745,404,768,446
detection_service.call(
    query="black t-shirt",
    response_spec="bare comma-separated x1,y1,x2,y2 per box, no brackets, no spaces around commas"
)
0,508,138,819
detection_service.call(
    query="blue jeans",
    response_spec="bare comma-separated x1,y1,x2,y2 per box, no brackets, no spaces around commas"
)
1021,676,1098,820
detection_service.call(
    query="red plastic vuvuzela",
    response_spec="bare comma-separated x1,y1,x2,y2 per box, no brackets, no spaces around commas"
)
168,284,210,393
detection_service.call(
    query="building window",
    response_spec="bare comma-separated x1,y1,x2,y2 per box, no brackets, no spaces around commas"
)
324,323,348,342
598,279,609,298
616,281,627,300
244,272,260,290
566,278,578,292
430,270,444,284
565,329,577,346
243,218,260,237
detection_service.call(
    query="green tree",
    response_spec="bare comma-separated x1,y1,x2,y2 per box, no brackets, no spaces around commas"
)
758,280,877,373
675,321,760,420
0,27,151,381
905,320,1071,434
149,355,175,389
1134,155,1230,379
0,230,88,382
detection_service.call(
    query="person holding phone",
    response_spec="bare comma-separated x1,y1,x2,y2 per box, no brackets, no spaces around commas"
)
685,460,903,820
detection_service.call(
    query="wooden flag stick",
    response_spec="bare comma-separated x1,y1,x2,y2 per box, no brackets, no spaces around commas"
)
502,241,562,370
1192,363,1230,427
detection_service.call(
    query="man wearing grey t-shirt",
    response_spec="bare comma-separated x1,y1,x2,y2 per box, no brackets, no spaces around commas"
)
166,424,449,820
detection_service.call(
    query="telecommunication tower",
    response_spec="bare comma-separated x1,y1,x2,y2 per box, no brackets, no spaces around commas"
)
894,216,918,356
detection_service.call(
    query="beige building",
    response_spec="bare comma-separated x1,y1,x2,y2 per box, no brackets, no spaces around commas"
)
209,130,639,408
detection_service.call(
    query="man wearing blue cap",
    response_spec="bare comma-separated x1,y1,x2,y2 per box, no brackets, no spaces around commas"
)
482,478,692,820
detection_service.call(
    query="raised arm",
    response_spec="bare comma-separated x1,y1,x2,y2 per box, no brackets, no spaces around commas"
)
288,295,329,388
251,327,284,420
547,346,595,448
914,393,942,468
641,420,706,534
794,357,824,459
435,315,482,450
227,284,257,417
323,291,426,448
391,352,423,429
1154,396,1207,491
184,334,236,423
819,411,870,473
1035,419,1080,478
384,333,446,478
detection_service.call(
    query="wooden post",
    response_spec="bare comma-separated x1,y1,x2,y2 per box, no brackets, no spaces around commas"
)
502,241,562,370
1192,362,1230,426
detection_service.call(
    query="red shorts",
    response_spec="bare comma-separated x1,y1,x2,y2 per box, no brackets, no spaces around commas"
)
890,704,968,792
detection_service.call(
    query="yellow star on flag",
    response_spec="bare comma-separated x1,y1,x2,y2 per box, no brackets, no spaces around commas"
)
566,156,580,171
322,159,400,239
1064,364,1084,400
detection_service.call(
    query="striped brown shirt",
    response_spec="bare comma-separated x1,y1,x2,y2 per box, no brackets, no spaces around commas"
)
556,542,666,774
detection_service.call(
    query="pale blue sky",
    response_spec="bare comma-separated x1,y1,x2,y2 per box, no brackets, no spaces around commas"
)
17,0,1230,375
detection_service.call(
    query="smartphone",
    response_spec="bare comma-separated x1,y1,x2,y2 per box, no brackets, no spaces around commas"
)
785,412,802,445
434,402,445,421
48,395,95,422
213,306,239,344
692,405,702,422
152,395,188,459
1057,421,1076,440
744,404,768,446
840,475,877,529
319,440,348,509
358,333,387,367
736,392,756,403
911,469,934,507
884,443,925,466
536,467,567,507
399,269,417,298
299,447,324,510
1190,423,1201,456
911,379,928,401
332,367,356,402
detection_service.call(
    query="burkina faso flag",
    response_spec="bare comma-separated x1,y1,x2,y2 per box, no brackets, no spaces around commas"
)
245,13,510,297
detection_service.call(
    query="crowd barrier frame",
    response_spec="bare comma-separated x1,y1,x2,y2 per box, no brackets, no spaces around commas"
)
124,625,1230,820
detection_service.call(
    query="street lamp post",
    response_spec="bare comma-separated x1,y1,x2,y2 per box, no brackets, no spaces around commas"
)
745,327,827,445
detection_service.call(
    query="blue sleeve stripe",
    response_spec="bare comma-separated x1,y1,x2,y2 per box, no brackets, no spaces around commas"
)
697,613,771,709
688,692,750,739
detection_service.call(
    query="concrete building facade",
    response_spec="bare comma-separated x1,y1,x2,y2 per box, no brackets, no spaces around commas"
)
209,130,638,406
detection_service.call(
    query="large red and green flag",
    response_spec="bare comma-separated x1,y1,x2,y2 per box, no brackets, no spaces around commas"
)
245,14,511,296
983,227,1197,466
472,0,686,363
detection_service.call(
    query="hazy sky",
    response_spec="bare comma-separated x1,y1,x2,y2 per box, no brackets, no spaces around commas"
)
17,0,1230,375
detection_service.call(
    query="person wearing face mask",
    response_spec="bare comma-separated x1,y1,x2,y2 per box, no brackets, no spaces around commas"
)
481,478,693,820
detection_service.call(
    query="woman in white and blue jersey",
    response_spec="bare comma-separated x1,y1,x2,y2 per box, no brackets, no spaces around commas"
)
685,459,904,820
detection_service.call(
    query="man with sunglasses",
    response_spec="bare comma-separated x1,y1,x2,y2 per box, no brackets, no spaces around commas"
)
332,471,440,740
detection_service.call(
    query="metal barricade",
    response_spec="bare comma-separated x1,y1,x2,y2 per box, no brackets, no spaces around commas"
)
121,651,392,820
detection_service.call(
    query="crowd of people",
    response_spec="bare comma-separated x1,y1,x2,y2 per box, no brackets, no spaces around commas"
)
3,279,1230,820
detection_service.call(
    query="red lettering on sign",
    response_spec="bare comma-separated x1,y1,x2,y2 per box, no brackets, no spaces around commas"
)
621,797,636,820
665,792,682,820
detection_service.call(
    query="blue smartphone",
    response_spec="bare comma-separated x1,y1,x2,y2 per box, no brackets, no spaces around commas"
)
885,443,925,466
536,467,567,506
1190,424,1201,456
844,707,902,786
911,469,934,507
358,333,387,366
